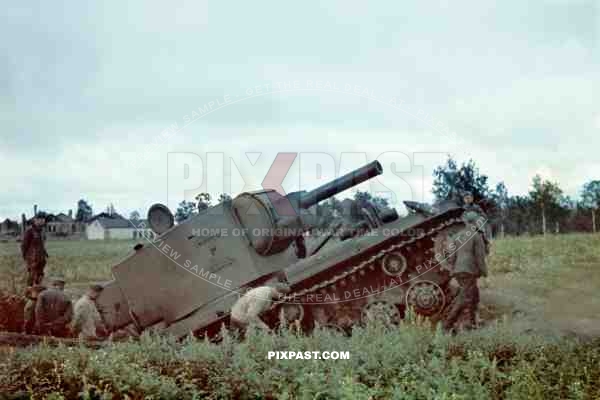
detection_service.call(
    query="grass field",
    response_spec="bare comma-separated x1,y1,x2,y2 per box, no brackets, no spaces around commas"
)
1,234,600,399
0,239,135,295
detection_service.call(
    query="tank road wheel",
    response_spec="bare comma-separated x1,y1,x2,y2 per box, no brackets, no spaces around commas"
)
405,281,446,316
381,252,408,276
361,300,402,326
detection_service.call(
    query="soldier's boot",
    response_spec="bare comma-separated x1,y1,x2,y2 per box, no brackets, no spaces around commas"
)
461,308,477,331
461,280,479,331
442,291,466,333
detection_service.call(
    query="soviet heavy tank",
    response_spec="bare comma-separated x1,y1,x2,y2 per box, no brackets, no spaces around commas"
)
95,161,467,339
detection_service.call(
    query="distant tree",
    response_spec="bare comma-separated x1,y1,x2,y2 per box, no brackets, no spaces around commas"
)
195,193,212,212
314,197,344,228
505,195,534,236
129,211,141,221
353,191,390,209
218,193,232,203
529,175,563,235
555,195,576,233
491,182,509,237
432,156,491,207
105,203,117,216
581,180,600,233
175,201,197,223
75,199,93,222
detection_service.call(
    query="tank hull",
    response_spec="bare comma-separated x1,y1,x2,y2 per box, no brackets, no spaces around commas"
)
191,205,467,339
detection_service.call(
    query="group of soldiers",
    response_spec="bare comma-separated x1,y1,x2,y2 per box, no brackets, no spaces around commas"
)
21,214,107,340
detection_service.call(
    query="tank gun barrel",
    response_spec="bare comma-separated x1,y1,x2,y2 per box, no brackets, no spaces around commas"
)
298,160,383,209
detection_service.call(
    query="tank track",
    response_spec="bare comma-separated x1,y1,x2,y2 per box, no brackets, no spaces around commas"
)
268,217,464,331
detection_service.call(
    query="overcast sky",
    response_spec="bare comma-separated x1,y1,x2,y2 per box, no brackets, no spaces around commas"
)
1,0,598,220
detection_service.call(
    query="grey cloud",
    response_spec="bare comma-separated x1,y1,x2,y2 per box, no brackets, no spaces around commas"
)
1,0,599,219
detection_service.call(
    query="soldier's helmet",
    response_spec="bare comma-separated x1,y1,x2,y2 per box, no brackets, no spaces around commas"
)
50,276,66,286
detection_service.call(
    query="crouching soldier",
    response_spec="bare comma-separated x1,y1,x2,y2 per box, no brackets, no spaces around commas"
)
35,277,73,337
72,284,108,340
23,284,46,334
443,211,488,333
230,282,292,337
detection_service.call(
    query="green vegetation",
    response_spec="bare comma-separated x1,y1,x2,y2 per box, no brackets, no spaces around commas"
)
0,240,136,294
1,320,599,399
1,234,600,399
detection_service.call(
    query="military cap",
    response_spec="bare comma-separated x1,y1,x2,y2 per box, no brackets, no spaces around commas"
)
50,276,66,284
462,190,473,197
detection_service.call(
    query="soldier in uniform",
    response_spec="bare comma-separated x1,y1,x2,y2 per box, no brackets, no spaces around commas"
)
21,213,49,286
230,282,292,336
462,191,491,253
35,277,73,337
462,191,485,216
72,284,108,340
442,211,488,333
22,284,46,334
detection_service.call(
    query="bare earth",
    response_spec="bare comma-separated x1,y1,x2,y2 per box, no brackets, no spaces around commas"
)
479,234,600,340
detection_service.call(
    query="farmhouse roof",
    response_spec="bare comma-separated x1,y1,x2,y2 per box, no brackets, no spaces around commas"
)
94,217,149,229
95,217,131,229
87,212,125,223
52,213,74,223
131,219,149,228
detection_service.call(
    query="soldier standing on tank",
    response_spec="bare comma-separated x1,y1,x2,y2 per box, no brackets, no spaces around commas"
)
35,277,73,337
462,191,485,216
22,284,46,334
442,211,488,333
230,282,292,337
21,213,49,286
72,284,108,340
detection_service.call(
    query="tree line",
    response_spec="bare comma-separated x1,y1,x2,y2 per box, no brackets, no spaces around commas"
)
170,155,600,238
432,156,600,237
